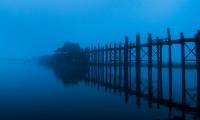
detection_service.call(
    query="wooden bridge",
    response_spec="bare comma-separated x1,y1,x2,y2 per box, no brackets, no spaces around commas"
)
83,28,200,116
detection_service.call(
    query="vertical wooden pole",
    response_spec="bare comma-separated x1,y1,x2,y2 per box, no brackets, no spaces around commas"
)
114,43,117,93
93,47,95,82
129,42,132,89
87,48,90,66
96,46,98,85
95,47,98,82
180,32,186,120
195,30,200,110
160,40,163,98
136,33,141,94
156,37,160,99
109,44,112,87
95,47,98,83
88,48,91,81
156,38,160,109
148,33,153,108
89,48,92,80
119,42,122,91
105,44,108,89
136,33,141,107
124,37,129,103
180,32,186,106
102,47,105,85
98,44,100,87
168,28,173,101
157,37,163,99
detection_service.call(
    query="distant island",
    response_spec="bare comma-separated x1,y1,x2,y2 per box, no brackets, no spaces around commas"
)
39,42,89,85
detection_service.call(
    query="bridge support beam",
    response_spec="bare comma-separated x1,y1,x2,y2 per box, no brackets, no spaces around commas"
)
97,44,100,87
195,30,200,110
168,28,173,102
124,37,129,103
148,33,153,108
119,42,122,90
129,43,132,89
109,44,112,87
136,33,141,107
105,45,108,90
114,43,117,93
180,33,186,106
102,47,105,85
157,37,163,99
94,47,97,82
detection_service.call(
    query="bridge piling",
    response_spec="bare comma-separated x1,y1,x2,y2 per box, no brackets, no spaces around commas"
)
168,28,173,102
180,32,186,106
129,42,132,89
124,37,129,103
98,44,100,87
94,47,97,82
156,37,163,99
114,43,117,93
86,29,199,112
119,42,122,92
109,44,112,87
136,33,141,107
136,33,141,94
105,44,108,89
195,30,200,110
102,47,105,85
148,33,153,108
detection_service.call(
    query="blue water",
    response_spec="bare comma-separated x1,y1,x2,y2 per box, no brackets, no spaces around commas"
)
0,61,197,120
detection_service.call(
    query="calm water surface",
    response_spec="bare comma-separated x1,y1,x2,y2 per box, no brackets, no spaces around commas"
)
0,61,197,120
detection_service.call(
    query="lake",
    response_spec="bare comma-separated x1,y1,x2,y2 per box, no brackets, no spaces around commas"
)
0,61,198,120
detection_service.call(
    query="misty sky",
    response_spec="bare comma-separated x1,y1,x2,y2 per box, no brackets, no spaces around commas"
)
0,0,199,58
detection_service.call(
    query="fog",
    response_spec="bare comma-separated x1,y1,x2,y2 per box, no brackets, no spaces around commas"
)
0,0,199,59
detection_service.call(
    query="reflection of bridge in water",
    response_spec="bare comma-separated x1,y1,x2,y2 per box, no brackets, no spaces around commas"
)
83,29,200,119
85,66,199,119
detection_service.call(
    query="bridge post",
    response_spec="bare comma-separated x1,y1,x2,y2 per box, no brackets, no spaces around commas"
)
87,47,92,82
124,36,129,103
136,33,141,94
180,32,186,106
85,48,90,66
156,37,163,99
105,44,108,90
195,30,200,110
180,32,186,120
119,42,122,90
160,39,163,98
102,47,105,85
114,43,117,93
136,33,141,107
129,42,132,89
109,44,112,87
92,47,95,82
156,38,160,109
168,28,173,102
148,33,153,108
94,47,97,82
93,47,95,82
98,44,100,87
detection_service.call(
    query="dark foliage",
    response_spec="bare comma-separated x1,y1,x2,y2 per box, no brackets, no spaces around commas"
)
39,42,89,85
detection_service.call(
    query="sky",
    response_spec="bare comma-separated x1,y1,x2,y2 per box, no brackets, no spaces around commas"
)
0,0,199,58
